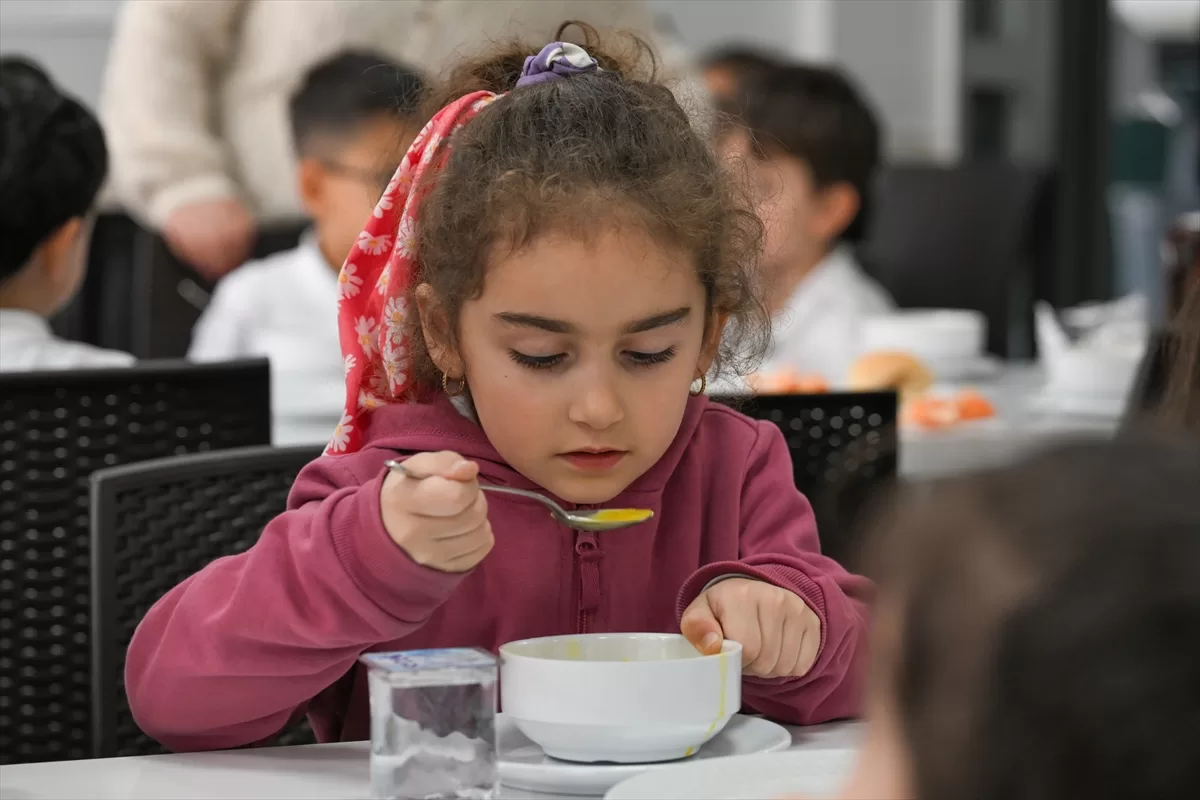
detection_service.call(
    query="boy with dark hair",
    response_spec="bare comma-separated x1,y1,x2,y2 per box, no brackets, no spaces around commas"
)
725,63,893,384
0,57,134,371
190,52,425,444
700,45,779,106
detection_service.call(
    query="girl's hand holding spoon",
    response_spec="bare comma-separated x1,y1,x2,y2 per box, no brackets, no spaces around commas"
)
380,451,494,573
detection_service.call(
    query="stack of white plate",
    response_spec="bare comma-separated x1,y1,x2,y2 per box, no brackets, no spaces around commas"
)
861,310,998,381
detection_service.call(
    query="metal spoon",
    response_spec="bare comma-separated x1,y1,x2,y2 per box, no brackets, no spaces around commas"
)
385,460,654,532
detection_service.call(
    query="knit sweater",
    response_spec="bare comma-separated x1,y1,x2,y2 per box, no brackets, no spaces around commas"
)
100,0,694,228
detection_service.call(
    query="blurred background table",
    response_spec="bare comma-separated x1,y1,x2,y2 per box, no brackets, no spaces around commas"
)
0,721,862,800
900,362,1121,480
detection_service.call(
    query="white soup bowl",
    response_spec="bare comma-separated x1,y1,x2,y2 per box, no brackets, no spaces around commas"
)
500,633,742,764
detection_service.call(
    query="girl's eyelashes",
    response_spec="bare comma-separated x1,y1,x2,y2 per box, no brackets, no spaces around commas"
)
507,346,679,372
625,346,677,367
508,350,565,370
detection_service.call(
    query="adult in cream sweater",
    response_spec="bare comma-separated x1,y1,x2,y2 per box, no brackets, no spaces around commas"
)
101,0,687,279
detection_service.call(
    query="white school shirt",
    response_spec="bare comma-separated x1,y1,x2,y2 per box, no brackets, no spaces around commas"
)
189,233,346,445
759,246,895,386
0,309,135,372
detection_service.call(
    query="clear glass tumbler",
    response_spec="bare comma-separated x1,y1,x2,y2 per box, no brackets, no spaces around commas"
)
361,648,498,800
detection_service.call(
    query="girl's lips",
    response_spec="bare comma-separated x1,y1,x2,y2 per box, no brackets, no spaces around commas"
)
559,450,627,471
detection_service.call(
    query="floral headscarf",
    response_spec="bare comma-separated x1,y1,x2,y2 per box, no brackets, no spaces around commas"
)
327,43,600,456
327,91,499,455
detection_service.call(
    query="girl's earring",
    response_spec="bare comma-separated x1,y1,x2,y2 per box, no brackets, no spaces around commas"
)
442,373,467,397
690,374,707,396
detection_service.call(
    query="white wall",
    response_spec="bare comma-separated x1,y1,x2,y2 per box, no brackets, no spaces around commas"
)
958,0,1058,163
2,0,963,161
647,0,799,57
651,0,963,162
829,0,961,162
0,0,122,109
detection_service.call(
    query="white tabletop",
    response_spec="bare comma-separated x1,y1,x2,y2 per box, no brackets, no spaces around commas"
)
0,722,860,800
899,363,1121,480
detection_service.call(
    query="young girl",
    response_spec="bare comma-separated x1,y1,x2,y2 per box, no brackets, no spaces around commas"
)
125,27,872,751
831,439,1200,800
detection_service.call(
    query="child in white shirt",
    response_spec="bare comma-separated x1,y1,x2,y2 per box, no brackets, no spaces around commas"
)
721,62,893,386
0,58,134,372
189,53,424,444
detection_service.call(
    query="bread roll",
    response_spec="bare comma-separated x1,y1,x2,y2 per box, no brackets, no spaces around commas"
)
848,351,934,399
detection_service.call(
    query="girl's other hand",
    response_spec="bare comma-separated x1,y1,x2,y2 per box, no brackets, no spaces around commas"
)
380,451,493,573
680,578,822,678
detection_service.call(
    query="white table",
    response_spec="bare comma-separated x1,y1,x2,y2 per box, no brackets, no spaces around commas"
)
0,722,860,800
899,363,1121,480
271,362,1122,478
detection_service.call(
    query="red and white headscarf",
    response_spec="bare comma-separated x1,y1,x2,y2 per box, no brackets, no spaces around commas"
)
327,91,500,455
326,43,601,456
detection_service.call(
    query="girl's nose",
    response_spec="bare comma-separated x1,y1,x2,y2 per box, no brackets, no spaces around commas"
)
567,371,625,431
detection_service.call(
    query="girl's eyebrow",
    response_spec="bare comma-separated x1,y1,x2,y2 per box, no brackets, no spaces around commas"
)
625,306,692,333
494,312,573,333
494,306,692,335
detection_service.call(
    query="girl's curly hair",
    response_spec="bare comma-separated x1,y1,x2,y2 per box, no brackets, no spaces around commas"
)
406,22,768,392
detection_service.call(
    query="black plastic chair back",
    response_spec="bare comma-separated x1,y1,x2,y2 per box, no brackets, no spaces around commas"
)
135,221,308,359
0,360,271,764
90,446,321,758
713,391,899,566
859,163,1051,357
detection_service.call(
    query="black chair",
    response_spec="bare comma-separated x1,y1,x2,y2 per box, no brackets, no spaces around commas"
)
713,391,899,567
132,221,308,359
859,163,1053,358
52,213,141,351
90,446,322,758
0,360,271,764
58,213,308,358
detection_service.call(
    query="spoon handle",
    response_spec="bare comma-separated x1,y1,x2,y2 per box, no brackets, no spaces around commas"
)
383,460,565,516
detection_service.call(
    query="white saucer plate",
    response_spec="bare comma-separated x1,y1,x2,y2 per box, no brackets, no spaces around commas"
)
604,748,858,800
925,354,1003,382
498,713,792,796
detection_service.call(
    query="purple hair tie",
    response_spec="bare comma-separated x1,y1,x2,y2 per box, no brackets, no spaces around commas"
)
516,42,600,88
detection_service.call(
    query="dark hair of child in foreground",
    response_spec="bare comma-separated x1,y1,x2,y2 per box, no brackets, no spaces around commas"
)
842,438,1200,800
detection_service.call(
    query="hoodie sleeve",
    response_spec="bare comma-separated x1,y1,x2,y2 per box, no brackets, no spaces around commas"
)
125,454,465,751
676,422,873,725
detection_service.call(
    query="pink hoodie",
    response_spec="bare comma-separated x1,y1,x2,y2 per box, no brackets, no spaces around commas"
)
125,395,872,751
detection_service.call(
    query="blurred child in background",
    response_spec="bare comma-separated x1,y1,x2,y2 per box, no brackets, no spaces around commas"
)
701,46,779,107
0,57,133,372
189,52,425,444
833,439,1200,800
723,64,892,386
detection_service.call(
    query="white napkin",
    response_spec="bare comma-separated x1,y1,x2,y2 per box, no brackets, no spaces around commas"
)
1044,295,1150,357
1035,299,1147,403
1035,302,1073,362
